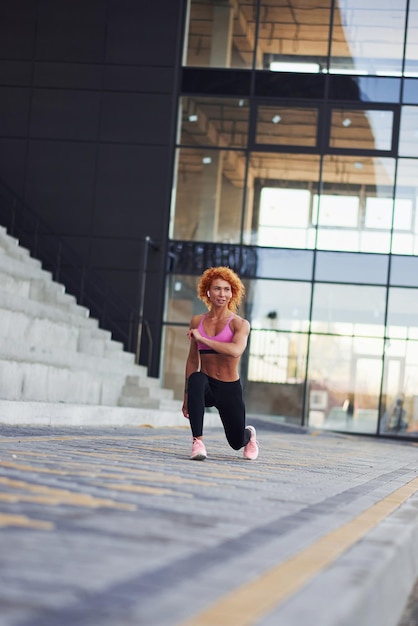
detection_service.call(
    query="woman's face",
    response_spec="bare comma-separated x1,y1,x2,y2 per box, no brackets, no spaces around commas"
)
208,278,232,306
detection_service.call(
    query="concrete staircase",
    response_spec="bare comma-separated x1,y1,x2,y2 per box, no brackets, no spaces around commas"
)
0,225,187,428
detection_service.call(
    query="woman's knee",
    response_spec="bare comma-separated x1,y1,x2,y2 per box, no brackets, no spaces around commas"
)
188,371,206,390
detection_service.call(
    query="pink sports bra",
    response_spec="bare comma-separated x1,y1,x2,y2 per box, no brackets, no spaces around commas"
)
197,314,234,354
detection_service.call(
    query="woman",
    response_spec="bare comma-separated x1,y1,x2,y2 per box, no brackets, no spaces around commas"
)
182,266,259,461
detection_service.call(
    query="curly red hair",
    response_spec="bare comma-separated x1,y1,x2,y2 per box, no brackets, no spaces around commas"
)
197,266,245,313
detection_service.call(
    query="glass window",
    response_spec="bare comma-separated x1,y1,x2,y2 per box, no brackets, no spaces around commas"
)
315,251,388,285
329,108,394,151
257,248,314,280
255,105,318,147
183,0,257,69
311,283,386,337
247,153,321,248
329,1,407,76
307,334,383,434
245,330,308,425
165,274,204,323
248,279,312,333
404,0,418,77
170,147,246,243
318,156,395,253
380,339,418,435
390,256,418,287
257,0,332,71
312,194,359,227
180,96,249,148
393,159,418,255
387,287,418,338
399,107,418,157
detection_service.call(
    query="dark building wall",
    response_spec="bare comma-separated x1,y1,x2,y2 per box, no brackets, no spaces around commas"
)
0,0,185,375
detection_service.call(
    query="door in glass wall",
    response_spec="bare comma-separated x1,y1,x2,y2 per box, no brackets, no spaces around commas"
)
381,287,418,436
307,335,383,434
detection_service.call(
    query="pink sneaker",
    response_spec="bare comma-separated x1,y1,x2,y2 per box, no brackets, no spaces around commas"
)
190,437,207,461
243,425,258,460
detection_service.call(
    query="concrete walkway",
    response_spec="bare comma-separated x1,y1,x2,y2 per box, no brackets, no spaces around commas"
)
0,418,417,626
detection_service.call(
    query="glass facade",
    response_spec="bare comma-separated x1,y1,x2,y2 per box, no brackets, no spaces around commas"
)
164,0,418,439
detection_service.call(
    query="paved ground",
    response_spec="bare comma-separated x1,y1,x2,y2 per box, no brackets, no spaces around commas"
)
1,419,418,626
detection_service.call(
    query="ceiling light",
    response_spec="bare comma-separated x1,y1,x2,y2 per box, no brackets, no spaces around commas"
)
272,115,281,124
354,162,363,169
238,99,245,107
342,118,352,127
202,157,212,164
188,114,198,122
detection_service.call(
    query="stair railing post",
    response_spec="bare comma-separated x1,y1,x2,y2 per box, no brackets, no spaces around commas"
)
136,236,158,367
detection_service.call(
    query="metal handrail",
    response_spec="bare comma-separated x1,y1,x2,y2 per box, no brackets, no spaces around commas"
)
0,178,155,370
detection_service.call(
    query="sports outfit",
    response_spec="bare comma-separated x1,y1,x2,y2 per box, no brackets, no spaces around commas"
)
187,314,257,457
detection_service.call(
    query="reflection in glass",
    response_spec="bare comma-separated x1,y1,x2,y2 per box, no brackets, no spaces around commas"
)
183,0,257,69
257,248,314,280
307,334,383,434
330,1,407,76
390,256,418,287
393,159,418,255
380,339,418,436
329,109,394,151
399,107,418,157
245,330,308,426
247,153,321,248
180,96,249,148
171,148,246,242
404,0,418,77
257,0,332,71
315,251,388,284
387,288,418,339
248,279,311,334
311,283,386,337
255,106,318,146
318,156,395,253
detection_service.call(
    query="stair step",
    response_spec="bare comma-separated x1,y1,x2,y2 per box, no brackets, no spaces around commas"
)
0,224,180,418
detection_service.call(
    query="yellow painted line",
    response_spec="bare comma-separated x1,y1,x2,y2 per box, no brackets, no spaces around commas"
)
180,476,418,626
0,513,53,530
0,458,220,487
91,481,193,497
0,477,135,510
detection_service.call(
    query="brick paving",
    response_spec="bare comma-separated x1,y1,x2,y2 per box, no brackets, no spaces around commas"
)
0,421,417,626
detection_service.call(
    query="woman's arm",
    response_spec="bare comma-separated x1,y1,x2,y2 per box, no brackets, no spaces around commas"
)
182,316,202,418
189,317,250,358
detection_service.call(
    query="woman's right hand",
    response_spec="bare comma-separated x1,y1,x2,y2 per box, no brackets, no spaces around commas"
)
182,401,189,419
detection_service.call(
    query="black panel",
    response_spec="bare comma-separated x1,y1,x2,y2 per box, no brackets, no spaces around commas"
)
36,0,107,62
103,65,175,94
25,140,96,235
255,71,327,99
0,61,33,86
100,93,172,144
182,68,251,96
0,1,37,59
91,237,143,270
0,87,31,136
329,75,401,103
0,139,27,197
94,144,170,238
34,62,104,90
106,0,183,65
30,89,101,140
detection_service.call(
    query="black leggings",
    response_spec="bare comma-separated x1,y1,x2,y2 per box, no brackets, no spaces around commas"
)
187,371,251,450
